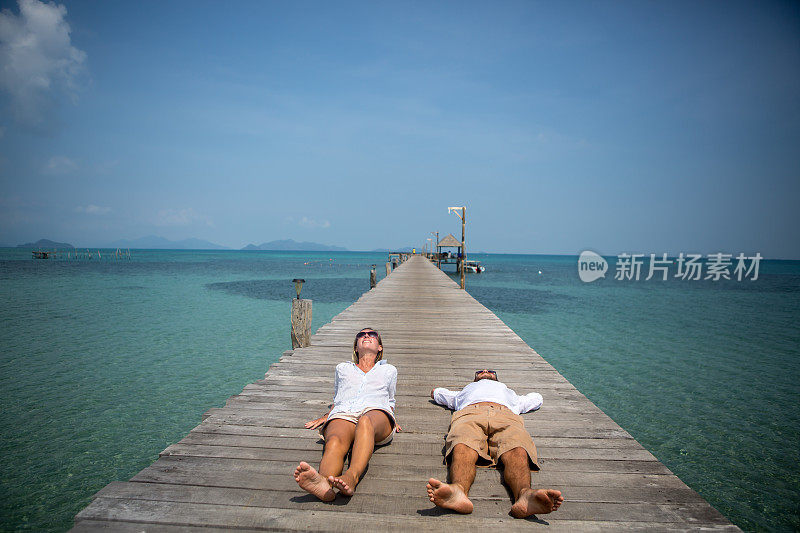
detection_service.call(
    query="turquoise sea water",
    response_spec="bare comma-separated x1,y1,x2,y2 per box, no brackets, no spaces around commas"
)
1,250,798,531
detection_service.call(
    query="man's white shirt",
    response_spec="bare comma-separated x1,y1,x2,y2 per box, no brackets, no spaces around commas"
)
432,379,543,415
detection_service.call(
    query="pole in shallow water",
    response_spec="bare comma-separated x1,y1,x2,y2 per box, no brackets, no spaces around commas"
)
370,265,377,289
290,279,311,348
448,206,467,289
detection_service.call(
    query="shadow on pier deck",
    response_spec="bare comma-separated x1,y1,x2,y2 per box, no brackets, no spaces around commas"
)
72,256,738,532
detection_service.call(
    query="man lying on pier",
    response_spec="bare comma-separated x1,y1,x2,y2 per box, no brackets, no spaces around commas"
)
427,369,564,518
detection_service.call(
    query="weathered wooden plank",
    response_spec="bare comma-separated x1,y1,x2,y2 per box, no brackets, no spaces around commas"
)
157,444,672,475
130,455,692,491
188,423,645,449
89,482,732,524
125,467,708,504
71,521,270,532
72,517,740,533
173,433,659,461
75,498,739,532
200,410,637,439
217,399,618,422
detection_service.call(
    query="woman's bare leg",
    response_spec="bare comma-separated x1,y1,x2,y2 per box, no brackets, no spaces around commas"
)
330,410,392,496
319,419,357,477
294,419,355,501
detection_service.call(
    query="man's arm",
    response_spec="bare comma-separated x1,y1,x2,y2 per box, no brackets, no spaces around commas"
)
518,391,543,413
431,387,458,410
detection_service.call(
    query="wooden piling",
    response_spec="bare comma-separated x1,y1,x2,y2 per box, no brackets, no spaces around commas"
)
370,265,377,289
385,262,391,277
290,299,312,348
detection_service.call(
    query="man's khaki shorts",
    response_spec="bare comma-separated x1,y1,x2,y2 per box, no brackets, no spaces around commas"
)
445,403,539,470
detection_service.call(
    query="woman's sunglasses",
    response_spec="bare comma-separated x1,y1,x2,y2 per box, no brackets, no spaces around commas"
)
475,370,497,377
356,331,379,339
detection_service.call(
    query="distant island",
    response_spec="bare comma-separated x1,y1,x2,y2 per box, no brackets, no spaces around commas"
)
17,239,75,249
103,236,229,250
11,236,421,252
242,239,348,252
13,236,228,250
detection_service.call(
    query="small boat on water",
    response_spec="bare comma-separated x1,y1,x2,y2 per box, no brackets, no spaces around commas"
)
32,250,53,259
464,260,485,273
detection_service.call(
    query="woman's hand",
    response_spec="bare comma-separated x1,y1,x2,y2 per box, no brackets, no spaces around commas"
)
304,415,328,429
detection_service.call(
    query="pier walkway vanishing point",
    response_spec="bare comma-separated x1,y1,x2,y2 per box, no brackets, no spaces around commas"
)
73,256,738,532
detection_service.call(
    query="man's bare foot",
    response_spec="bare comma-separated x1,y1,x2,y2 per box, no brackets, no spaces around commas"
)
426,478,473,514
328,470,358,496
293,461,335,502
510,488,564,518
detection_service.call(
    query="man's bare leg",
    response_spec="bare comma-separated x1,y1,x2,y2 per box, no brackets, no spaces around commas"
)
294,419,355,501
330,410,392,496
427,443,477,514
500,447,564,518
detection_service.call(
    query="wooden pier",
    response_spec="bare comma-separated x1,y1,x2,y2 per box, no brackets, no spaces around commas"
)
72,256,738,531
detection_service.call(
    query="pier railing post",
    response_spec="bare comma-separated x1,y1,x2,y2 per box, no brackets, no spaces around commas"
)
291,299,312,348
385,262,391,277
460,208,466,289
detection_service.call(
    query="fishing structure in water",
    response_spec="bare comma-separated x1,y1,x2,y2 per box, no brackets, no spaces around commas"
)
31,248,132,260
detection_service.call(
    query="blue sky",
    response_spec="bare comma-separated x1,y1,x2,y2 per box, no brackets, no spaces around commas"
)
1,0,798,257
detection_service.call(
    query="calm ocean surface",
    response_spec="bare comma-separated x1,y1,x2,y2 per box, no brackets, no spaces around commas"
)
0,249,797,531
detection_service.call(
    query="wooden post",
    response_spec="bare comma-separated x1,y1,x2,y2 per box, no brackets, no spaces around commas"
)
370,265,377,289
436,231,440,269
291,299,312,348
385,262,391,277
460,207,466,290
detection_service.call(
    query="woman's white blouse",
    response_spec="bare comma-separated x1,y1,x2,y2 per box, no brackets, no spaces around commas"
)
329,360,397,421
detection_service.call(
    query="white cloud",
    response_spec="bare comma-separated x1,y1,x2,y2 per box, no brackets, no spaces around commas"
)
43,155,77,174
299,216,330,229
154,208,214,227
0,0,87,129
75,204,110,215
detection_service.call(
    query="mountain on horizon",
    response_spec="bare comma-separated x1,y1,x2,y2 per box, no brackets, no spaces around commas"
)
104,236,228,250
242,239,348,252
17,238,75,249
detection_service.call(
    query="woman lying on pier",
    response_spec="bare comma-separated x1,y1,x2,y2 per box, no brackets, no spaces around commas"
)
294,327,398,501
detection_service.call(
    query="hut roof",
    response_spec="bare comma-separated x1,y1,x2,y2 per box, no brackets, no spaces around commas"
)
437,233,462,248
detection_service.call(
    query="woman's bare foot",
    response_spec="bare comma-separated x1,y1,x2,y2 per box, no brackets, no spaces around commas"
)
328,470,359,497
510,488,564,518
293,461,335,502
426,478,473,514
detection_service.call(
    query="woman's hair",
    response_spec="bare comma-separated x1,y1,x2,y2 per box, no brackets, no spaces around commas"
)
352,327,383,363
